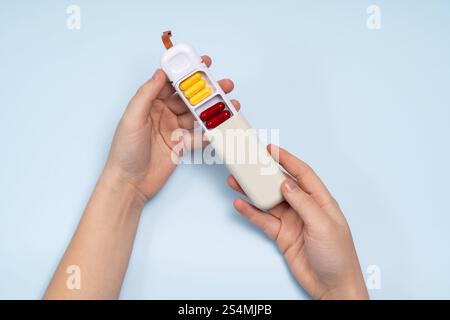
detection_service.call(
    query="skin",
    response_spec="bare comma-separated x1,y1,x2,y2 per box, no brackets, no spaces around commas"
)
44,55,367,299
44,55,239,299
228,145,368,299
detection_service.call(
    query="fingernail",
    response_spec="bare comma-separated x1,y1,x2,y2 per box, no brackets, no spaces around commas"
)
283,179,297,193
269,144,280,160
152,70,160,81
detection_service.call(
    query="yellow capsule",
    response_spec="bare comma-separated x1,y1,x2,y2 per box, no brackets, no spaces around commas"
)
179,72,202,91
184,80,206,98
189,87,212,105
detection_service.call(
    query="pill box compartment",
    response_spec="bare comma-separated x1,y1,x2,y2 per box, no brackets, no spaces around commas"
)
194,94,235,130
178,71,216,106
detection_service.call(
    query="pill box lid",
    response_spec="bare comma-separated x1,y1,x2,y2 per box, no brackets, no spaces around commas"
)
161,43,203,84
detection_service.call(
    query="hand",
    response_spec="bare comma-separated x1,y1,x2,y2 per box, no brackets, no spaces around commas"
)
228,144,368,300
47,57,243,299
103,55,240,201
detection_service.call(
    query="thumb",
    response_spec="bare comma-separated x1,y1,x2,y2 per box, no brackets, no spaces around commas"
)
281,178,329,227
125,69,167,122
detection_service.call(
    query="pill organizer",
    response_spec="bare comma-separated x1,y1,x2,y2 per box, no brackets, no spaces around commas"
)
160,31,285,210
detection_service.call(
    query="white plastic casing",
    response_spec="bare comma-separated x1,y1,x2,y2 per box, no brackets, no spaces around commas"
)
161,43,285,210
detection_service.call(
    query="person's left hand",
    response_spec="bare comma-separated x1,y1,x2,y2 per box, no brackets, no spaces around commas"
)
103,55,240,202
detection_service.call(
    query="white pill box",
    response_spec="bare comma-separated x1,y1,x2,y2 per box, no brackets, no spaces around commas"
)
160,32,285,210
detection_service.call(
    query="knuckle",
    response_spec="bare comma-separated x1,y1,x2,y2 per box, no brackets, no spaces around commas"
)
136,85,147,96
321,196,339,209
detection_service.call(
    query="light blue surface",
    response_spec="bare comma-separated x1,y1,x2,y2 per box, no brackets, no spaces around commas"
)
1,0,450,299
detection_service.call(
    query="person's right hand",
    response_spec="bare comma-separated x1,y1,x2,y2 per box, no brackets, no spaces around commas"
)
103,56,239,203
227,144,369,300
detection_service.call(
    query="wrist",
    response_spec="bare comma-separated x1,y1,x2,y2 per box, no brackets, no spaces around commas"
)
321,278,369,300
97,165,147,212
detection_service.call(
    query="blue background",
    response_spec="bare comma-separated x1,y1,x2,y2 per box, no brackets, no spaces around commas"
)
1,0,450,299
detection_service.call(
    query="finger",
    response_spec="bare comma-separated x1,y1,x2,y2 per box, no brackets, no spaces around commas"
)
177,112,197,130
227,175,286,219
174,129,209,153
185,130,209,150
166,78,235,115
231,99,240,111
268,144,334,208
165,95,189,115
234,198,281,241
157,82,175,99
217,78,234,93
126,69,167,123
281,177,329,227
202,55,212,67
227,175,246,195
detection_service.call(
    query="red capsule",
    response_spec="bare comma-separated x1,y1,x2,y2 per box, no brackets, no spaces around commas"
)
200,102,225,121
205,110,231,129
